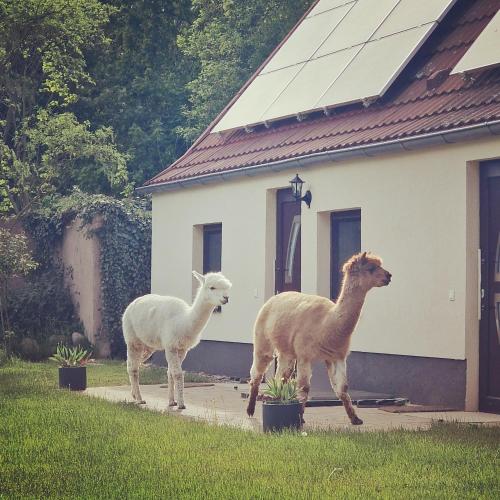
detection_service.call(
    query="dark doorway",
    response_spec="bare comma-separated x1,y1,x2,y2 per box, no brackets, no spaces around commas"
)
276,189,301,294
480,161,500,413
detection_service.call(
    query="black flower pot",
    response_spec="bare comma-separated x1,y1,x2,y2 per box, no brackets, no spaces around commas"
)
262,401,302,432
58,366,87,391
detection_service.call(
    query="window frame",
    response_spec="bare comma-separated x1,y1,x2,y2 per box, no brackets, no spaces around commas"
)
330,209,361,300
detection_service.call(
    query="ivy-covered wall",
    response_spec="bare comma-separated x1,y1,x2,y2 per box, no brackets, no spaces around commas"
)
10,191,151,358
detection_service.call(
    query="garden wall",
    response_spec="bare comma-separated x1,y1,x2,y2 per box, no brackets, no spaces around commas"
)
60,216,109,356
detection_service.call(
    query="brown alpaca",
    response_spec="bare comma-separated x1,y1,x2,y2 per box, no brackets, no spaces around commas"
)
246,252,391,425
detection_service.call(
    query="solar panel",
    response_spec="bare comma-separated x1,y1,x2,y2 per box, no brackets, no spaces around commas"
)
315,0,399,58
372,0,457,39
262,47,360,121
212,0,458,133
306,0,354,18
261,3,352,74
316,24,433,109
451,9,500,75
214,65,304,132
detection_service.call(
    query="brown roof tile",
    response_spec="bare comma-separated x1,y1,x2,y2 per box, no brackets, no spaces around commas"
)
145,0,500,188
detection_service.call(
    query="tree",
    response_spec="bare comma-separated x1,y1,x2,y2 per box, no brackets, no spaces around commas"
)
0,227,37,353
0,0,129,216
76,0,194,186
177,0,314,142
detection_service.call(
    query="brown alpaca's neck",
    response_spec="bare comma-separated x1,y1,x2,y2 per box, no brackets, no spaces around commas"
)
335,275,367,320
320,274,367,356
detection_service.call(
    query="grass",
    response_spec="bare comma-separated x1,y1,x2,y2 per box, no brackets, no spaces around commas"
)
1,360,499,499
84,359,212,386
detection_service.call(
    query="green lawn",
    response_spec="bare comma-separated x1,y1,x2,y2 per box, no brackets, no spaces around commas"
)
1,360,499,499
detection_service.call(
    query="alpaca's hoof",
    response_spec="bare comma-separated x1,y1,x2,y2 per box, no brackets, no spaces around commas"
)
168,401,178,407
351,416,363,425
136,400,146,405
177,404,186,410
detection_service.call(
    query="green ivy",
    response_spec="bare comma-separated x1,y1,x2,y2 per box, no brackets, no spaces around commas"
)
18,190,151,358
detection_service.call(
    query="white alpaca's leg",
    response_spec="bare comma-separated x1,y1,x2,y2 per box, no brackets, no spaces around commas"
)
167,369,176,407
167,350,186,407
165,349,185,409
140,347,154,364
276,354,295,382
127,343,146,404
326,359,362,425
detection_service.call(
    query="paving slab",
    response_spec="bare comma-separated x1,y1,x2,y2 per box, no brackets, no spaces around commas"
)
85,383,500,432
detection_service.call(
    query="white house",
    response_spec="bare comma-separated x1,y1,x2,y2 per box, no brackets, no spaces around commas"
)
139,0,500,411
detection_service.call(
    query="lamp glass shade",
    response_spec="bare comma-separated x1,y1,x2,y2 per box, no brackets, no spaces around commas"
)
290,174,304,199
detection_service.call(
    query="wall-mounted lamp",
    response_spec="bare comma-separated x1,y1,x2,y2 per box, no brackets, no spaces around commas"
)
290,173,312,208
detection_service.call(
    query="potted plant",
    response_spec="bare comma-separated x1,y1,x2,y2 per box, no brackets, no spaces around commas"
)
262,377,302,432
50,344,93,391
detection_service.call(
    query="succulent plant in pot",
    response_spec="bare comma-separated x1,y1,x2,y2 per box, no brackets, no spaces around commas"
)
262,377,302,432
50,344,94,391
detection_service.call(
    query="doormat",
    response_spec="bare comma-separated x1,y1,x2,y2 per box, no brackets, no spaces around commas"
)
159,383,215,389
379,404,459,413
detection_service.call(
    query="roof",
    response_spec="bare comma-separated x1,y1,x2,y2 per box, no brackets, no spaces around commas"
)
143,0,500,191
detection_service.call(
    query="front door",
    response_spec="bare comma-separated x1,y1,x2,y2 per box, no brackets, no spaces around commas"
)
276,189,301,294
480,161,500,413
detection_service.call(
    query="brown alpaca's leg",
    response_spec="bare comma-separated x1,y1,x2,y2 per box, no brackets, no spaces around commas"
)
326,359,363,425
247,353,273,416
276,354,295,382
296,360,312,424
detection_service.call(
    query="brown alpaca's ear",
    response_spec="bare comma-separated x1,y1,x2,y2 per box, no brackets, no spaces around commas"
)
360,251,368,264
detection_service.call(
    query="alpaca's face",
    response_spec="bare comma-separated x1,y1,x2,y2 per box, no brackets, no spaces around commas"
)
343,252,392,290
195,271,232,306
359,261,392,289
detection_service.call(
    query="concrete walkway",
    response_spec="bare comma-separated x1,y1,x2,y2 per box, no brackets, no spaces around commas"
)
85,383,500,432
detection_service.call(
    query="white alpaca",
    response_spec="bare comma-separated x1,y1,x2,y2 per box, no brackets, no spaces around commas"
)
122,271,232,409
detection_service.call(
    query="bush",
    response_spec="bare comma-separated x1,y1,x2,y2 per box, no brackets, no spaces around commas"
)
18,338,43,361
7,268,80,360
0,347,8,366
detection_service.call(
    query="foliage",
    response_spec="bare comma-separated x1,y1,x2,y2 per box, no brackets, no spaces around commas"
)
0,0,129,216
2,110,131,216
0,346,8,366
177,0,314,142
50,343,93,367
2,360,500,499
76,0,194,186
0,228,37,283
263,377,299,403
6,267,82,358
21,190,151,358
0,227,38,354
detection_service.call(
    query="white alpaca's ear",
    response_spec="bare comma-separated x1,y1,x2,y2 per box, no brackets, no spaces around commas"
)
192,270,205,284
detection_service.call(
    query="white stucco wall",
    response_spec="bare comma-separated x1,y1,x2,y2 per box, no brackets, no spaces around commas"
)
151,137,500,365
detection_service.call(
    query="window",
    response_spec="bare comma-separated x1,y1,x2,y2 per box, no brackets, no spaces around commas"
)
203,224,222,274
331,210,361,300
203,223,222,312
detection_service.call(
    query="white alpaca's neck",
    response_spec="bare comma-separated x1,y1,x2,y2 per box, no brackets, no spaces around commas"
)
186,288,215,337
